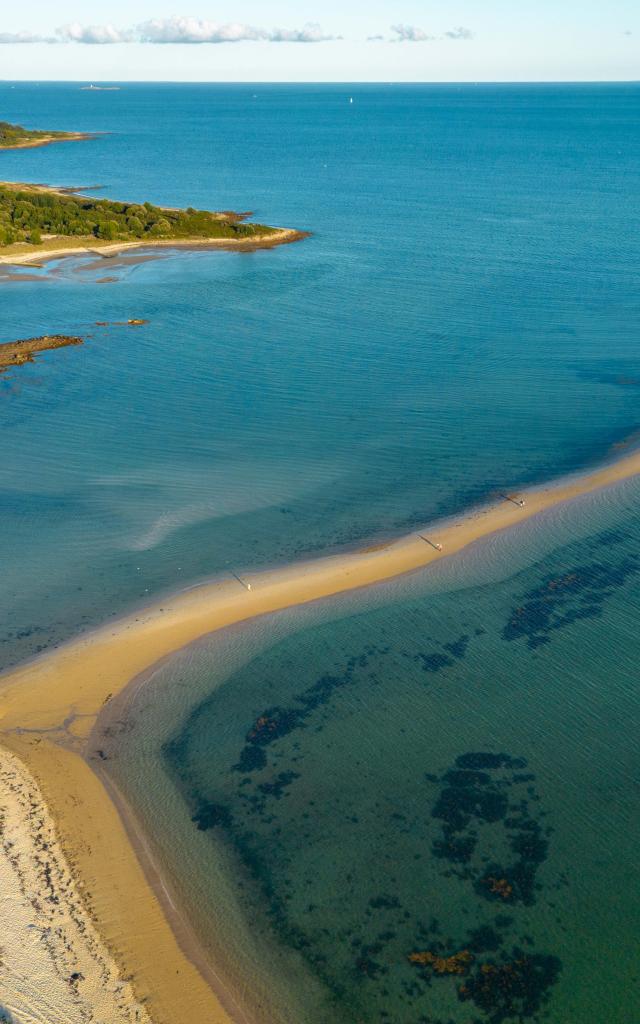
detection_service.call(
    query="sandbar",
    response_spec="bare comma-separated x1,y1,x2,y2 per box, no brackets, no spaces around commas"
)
2,448,640,1022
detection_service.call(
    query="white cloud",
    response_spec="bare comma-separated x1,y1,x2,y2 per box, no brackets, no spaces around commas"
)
137,17,266,43
444,26,474,40
0,30,50,43
0,17,338,45
390,24,434,42
386,23,474,43
57,22,134,44
269,23,340,43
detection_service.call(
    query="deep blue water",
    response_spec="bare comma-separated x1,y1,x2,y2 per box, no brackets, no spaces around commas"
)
1,83,640,667
2,83,640,1024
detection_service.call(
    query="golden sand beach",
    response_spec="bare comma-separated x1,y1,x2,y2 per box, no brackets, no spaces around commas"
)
2,448,640,1023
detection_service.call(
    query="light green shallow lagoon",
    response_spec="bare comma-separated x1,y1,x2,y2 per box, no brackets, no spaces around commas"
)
100,474,640,1024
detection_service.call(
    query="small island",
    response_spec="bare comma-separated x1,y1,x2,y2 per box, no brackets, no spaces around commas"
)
0,334,83,374
0,121,91,150
0,181,303,263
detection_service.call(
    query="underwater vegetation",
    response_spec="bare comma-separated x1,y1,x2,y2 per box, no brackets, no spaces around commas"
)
160,525,640,1020
166,638,563,1024
429,753,549,907
458,954,562,1024
503,541,638,650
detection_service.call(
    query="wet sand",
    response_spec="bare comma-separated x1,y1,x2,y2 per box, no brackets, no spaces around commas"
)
2,448,640,1022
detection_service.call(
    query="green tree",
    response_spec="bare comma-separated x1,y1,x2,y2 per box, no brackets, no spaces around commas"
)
96,220,119,241
149,218,171,237
126,216,144,236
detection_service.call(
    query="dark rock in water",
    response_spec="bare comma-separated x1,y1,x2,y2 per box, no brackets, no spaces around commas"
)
458,953,562,1022
408,949,474,975
247,707,302,745
0,333,84,375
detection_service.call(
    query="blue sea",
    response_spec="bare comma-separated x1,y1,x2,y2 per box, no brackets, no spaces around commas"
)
1,83,640,1022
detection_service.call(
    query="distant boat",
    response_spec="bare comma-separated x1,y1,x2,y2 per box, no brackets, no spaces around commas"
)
81,84,121,92
349,97,354,104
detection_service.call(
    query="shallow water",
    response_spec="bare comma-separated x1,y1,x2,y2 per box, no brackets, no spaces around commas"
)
2,83,640,666
3,83,640,1023
102,476,640,1023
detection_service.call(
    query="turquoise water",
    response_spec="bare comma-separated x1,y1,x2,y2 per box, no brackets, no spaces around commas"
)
1,84,640,666
2,84,640,1022
101,478,640,1023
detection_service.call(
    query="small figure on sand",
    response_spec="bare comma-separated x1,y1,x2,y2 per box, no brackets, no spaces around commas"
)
419,535,443,551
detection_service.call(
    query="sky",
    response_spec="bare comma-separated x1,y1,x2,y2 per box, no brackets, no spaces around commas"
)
0,1,638,82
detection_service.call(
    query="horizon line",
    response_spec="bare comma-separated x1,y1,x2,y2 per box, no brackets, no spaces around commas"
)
2,78,640,85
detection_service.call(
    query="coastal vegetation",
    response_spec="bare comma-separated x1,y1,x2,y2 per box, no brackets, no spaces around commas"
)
0,121,89,150
0,183,279,251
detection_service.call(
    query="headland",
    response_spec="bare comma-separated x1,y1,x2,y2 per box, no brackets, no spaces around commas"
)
0,181,305,264
0,120,93,150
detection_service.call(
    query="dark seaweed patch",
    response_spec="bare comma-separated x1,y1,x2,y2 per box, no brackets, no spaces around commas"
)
232,650,384,776
191,800,233,831
234,744,267,772
443,635,470,659
432,781,508,831
166,620,565,1024
258,770,300,800
429,754,549,908
503,556,639,649
458,952,562,1023
416,652,454,673
432,832,477,864
355,943,387,979
415,633,472,673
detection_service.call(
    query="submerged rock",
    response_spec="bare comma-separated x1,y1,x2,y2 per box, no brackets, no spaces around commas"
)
408,949,474,975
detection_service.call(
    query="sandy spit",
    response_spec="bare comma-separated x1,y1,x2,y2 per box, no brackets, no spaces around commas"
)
2,448,640,1022
0,133,92,151
0,229,306,267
